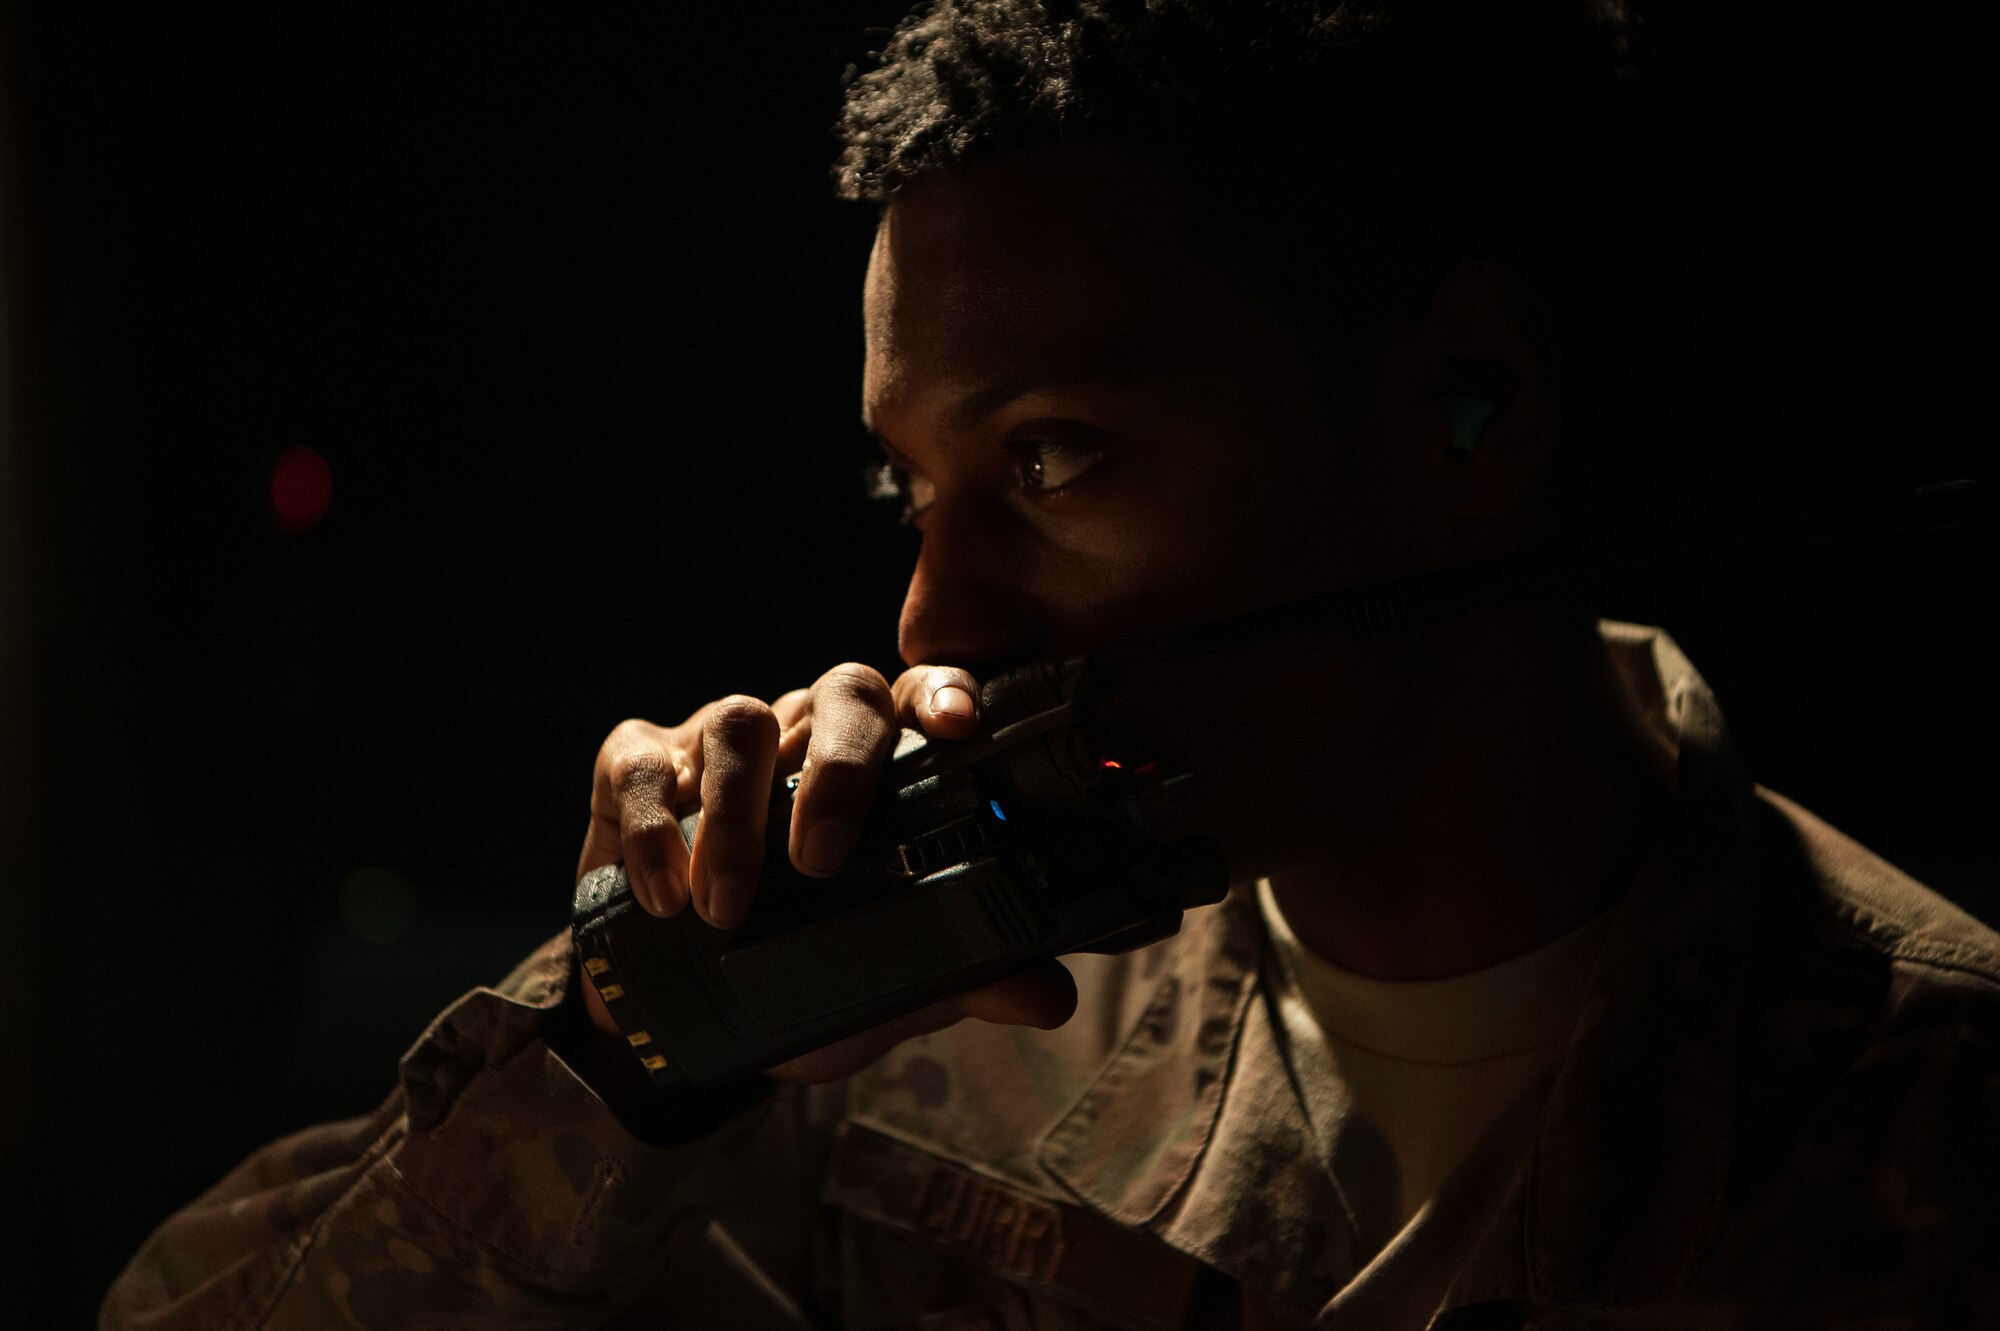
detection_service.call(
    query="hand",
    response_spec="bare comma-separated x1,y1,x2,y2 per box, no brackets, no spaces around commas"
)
574,663,1077,1084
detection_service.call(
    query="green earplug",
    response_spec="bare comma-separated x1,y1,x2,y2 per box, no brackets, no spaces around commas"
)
1447,396,1496,459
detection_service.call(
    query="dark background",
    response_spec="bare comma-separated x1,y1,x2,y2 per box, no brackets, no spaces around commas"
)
0,4,1992,1325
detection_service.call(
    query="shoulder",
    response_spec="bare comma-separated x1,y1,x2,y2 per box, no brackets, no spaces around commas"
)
1628,793,2000,1321
1752,786,2000,1018
1711,793,2000,1295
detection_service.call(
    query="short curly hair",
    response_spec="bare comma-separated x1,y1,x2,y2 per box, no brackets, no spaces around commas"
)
834,0,1659,538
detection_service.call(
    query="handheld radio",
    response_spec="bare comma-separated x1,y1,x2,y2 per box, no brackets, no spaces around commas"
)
572,480,1984,1088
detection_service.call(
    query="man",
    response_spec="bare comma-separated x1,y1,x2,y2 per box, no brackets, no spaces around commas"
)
104,1,1998,1327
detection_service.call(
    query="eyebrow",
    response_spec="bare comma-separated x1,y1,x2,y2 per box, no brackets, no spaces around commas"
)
944,379,1039,432
863,380,1032,446
865,367,1134,447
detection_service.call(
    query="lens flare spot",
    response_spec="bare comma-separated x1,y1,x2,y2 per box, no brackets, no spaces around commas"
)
270,446,333,531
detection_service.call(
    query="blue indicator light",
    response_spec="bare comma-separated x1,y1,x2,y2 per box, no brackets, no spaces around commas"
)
988,799,1008,822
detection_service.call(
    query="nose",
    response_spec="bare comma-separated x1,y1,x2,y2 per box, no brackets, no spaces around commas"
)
897,501,1040,671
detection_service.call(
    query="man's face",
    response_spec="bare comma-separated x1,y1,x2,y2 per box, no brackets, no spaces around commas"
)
862,142,1449,672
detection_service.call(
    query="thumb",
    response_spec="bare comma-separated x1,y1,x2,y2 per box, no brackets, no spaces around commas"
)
957,961,1079,1030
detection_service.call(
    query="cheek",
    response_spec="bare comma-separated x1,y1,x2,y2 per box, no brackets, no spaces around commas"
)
1333,393,1454,578
1033,461,1288,637
1148,445,1347,608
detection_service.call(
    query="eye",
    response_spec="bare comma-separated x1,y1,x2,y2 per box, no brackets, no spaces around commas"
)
860,457,936,525
1007,434,1104,493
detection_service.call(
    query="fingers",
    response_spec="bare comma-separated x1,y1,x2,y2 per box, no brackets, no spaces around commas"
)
789,664,897,877
764,961,1078,1084
765,996,965,1082
587,719,694,917
582,663,982,931
956,961,1079,1030
771,687,813,776
688,696,781,929
890,664,982,740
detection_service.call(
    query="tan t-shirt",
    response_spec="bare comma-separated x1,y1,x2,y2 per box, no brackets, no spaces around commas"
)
1257,878,1620,1253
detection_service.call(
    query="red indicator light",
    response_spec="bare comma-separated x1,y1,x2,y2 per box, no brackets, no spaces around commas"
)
1101,759,1122,769
270,446,333,532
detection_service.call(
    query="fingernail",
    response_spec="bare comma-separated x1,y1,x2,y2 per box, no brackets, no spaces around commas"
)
705,876,748,930
802,819,859,876
930,684,976,721
626,865,659,915
650,867,686,916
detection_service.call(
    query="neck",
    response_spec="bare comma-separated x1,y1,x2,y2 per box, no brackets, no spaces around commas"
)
1232,610,1672,980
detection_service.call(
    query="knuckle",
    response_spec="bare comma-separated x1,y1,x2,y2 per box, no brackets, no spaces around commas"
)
772,687,815,734
801,750,878,794
705,694,777,743
622,802,676,839
699,759,766,817
605,746,671,797
605,717,655,746
816,662,893,711
890,668,929,709
929,663,977,690
817,700,894,748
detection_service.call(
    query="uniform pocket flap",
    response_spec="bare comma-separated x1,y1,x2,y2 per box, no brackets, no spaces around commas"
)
825,1120,1201,1331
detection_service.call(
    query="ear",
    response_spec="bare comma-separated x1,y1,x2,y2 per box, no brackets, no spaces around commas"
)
1411,262,1561,524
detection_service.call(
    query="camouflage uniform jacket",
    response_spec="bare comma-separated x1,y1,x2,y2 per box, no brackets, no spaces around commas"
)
104,626,2000,1329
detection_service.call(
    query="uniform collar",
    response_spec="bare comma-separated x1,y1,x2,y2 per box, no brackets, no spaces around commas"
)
1040,625,1763,1323
1503,627,1761,1307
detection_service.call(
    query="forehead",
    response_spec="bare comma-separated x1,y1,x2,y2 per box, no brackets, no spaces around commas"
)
861,144,1232,426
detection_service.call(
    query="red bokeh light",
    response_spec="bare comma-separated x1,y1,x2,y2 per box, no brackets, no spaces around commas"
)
270,446,333,532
